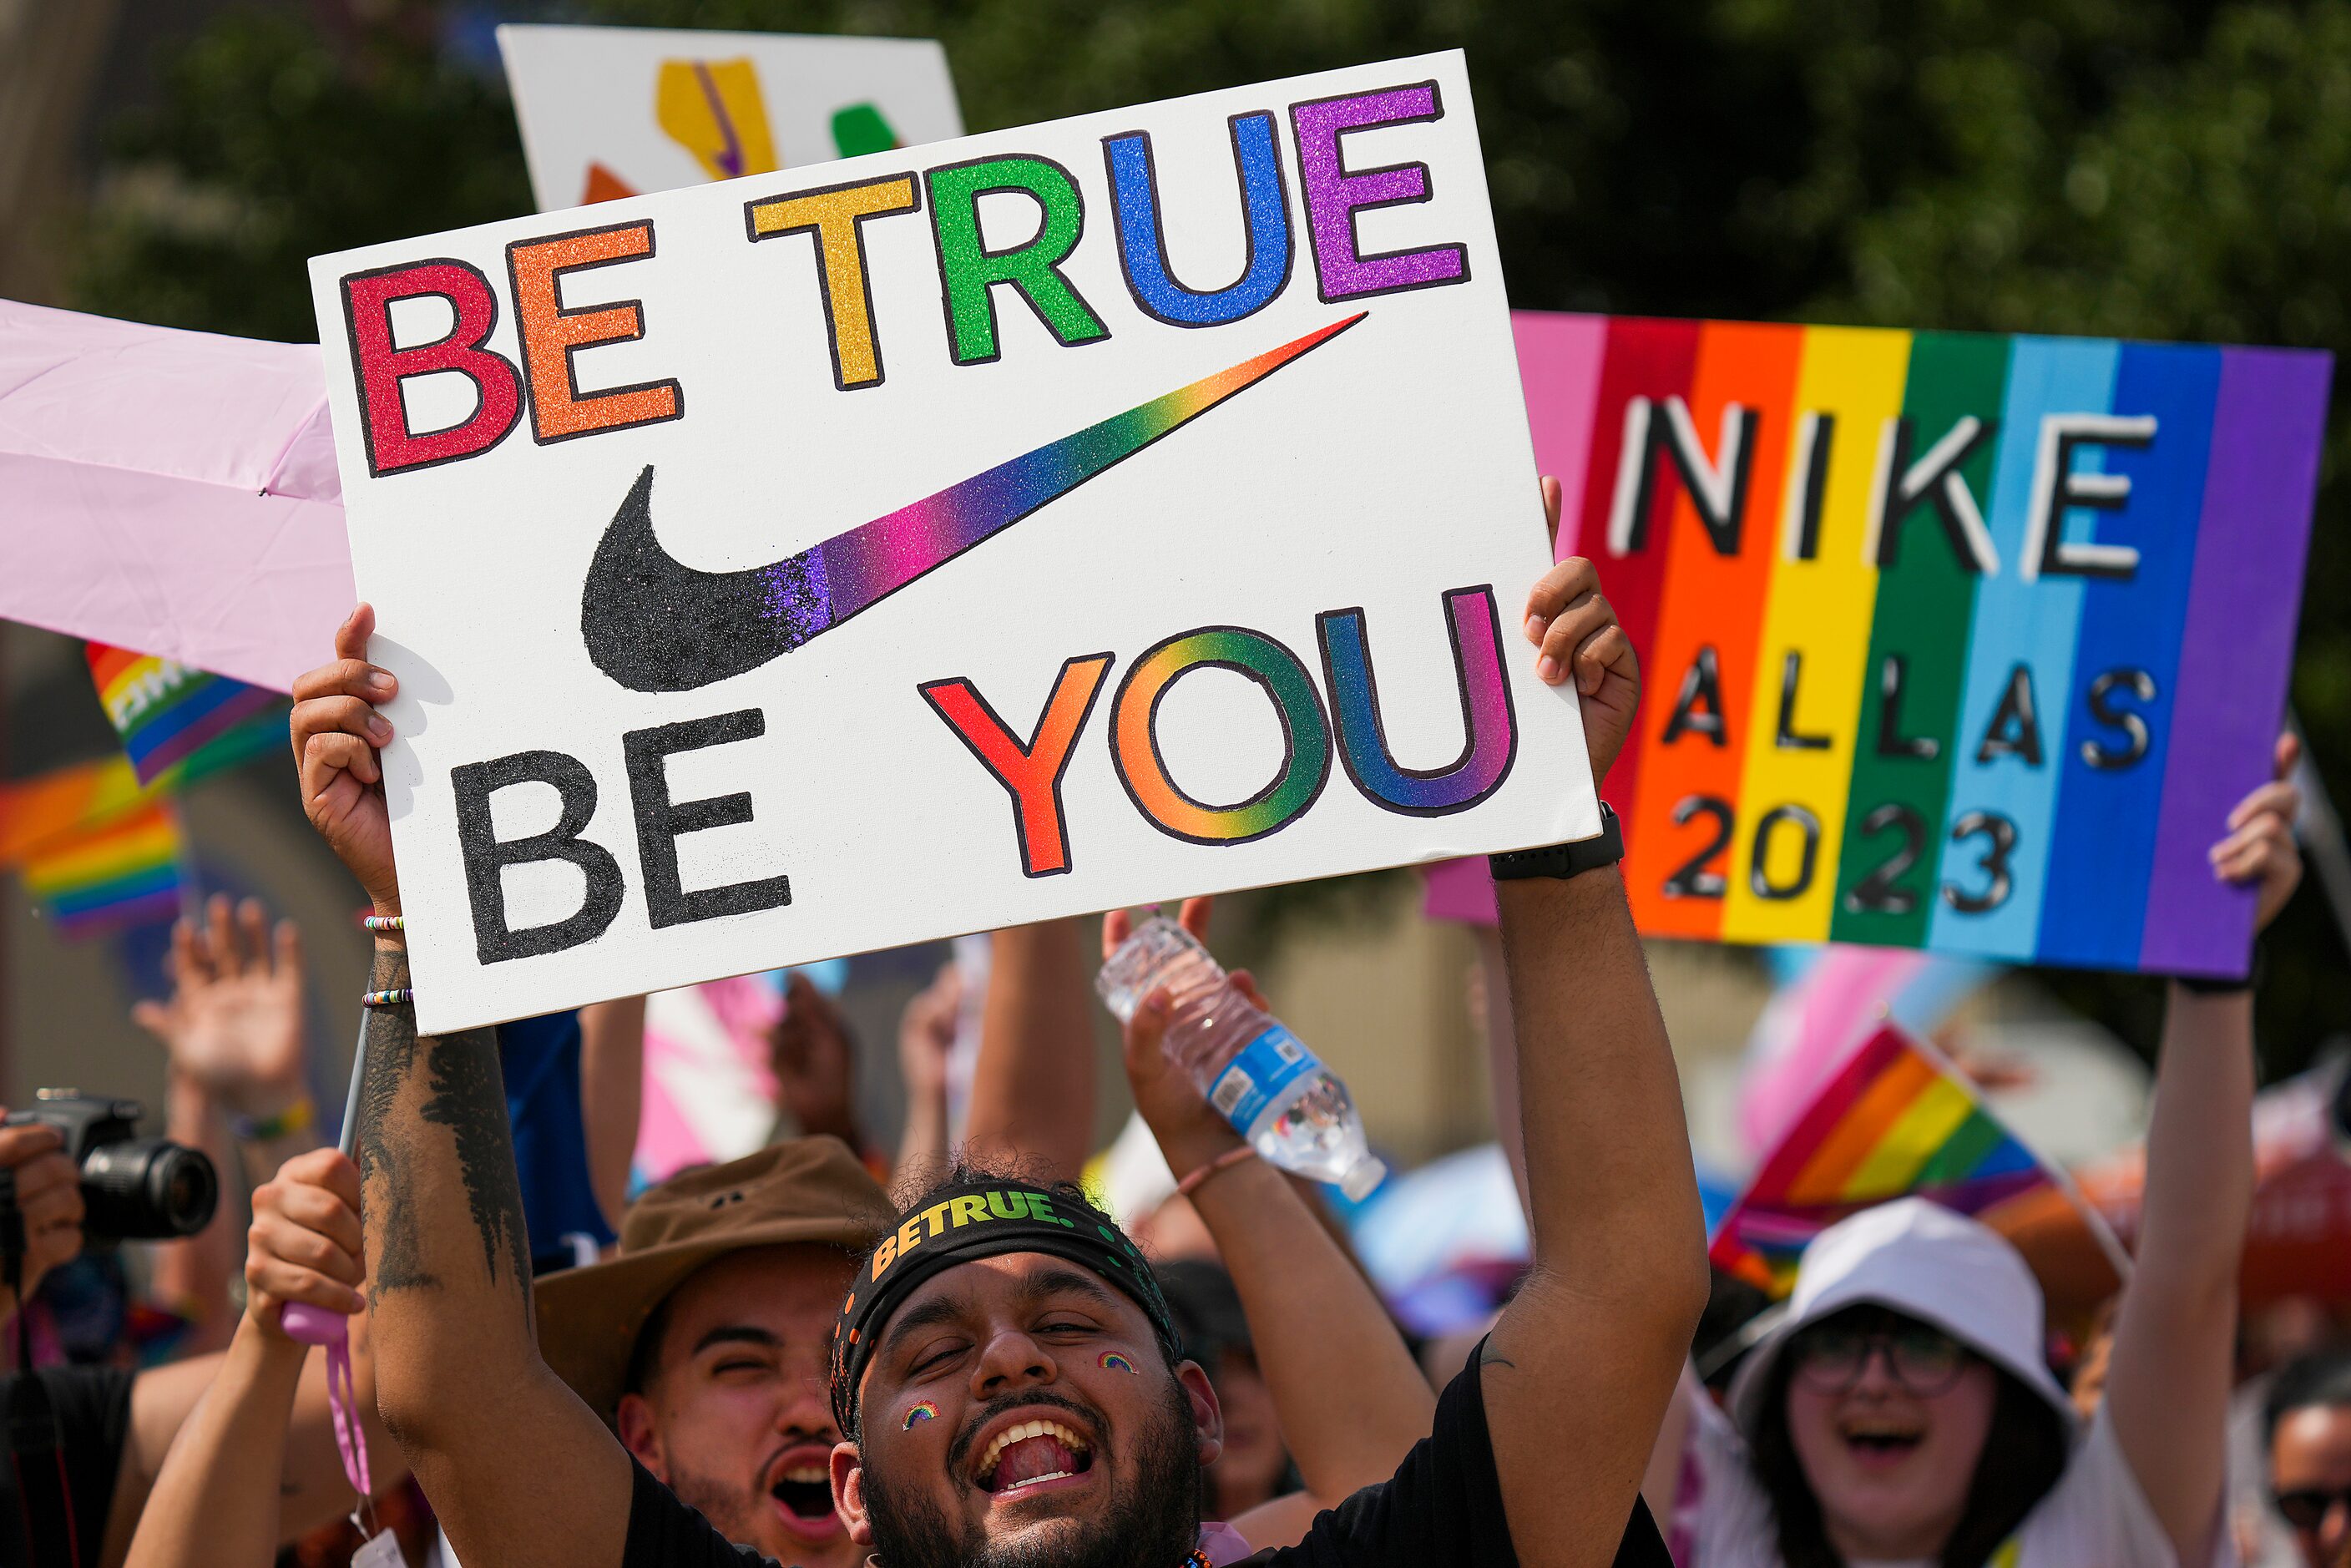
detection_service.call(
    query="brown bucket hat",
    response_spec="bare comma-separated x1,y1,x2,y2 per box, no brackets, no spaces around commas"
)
535,1137,893,1423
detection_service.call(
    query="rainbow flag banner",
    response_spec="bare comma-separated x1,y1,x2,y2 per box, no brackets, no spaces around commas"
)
0,731,280,870
0,757,154,867
1709,1023,2062,1297
86,643,285,786
18,800,186,938
1518,312,2331,978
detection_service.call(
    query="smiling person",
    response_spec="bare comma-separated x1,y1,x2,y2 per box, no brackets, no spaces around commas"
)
1650,735,2306,1568
2264,1348,2351,1568
526,927,1112,1567
794,516,1701,1568
286,495,1701,1568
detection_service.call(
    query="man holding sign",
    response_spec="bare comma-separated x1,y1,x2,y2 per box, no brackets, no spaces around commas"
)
286,533,1694,1567
295,51,1697,1566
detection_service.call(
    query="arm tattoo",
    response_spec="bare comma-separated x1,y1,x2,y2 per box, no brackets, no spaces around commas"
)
420,1029,534,1304
355,947,436,1300
1479,1342,1518,1371
353,945,531,1317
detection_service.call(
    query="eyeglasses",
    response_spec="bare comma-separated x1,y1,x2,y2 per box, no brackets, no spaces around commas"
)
2274,1486,2351,1532
1789,1319,1972,1397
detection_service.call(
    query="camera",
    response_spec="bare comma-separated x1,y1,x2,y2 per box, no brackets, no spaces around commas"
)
2,1091,218,1242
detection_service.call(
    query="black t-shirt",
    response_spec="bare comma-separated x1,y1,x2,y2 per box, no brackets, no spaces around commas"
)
0,1365,136,1567
621,1351,1669,1567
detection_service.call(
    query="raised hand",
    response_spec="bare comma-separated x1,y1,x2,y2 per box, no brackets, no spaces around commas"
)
893,961,962,1176
1523,475,1640,790
1101,896,1261,1181
772,972,861,1147
896,960,962,1108
245,1147,366,1337
2212,731,2304,933
133,894,306,1120
290,603,400,911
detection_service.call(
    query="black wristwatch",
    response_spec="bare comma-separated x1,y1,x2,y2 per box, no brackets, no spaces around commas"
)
2177,940,2265,996
1489,802,1625,882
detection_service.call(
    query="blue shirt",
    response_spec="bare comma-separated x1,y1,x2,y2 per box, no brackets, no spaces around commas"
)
498,1009,616,1271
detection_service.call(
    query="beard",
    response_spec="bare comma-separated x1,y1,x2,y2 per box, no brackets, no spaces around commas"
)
666,1463,850,1567
666,1462,759,1543
862,1378,1202,1568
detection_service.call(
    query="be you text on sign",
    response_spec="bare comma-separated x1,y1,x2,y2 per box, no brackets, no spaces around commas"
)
309,53,1594,1033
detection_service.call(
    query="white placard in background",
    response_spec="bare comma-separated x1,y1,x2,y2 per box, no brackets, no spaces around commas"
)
309,52,1596,1032
498,23,964,210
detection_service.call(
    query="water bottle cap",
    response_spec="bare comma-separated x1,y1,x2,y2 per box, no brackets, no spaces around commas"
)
1338,1156,1387,1202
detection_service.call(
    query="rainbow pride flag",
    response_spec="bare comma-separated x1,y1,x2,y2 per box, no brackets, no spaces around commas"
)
18,801,185,938
86,643,283,786
0,728,284,872
0,757,154,867
1709,1024,2057,1297
1514,313,2330,978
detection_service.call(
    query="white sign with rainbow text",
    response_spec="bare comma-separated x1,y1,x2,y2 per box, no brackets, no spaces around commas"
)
309,53,1598,1032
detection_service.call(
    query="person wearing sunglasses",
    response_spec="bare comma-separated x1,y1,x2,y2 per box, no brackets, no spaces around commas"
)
2264,1347,2351,1568
1641,735,2307,1568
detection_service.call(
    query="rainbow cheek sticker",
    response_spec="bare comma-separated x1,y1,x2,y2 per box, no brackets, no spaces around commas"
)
1111,628,1332,845
904,1402,938,1429
1099,1353,1136,1373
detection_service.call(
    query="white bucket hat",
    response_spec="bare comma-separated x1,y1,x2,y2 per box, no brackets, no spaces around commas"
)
1726,1197,2079,1442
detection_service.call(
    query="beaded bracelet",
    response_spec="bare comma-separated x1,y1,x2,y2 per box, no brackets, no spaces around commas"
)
361,988,413,1008
234,1095,316,1144
362,914,405,933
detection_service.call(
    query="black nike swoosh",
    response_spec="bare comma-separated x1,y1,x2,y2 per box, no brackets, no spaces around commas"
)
579,313,1364,693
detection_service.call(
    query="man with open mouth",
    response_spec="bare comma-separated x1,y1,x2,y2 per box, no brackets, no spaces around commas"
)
291,535,1704,1568
533,1139,894,1568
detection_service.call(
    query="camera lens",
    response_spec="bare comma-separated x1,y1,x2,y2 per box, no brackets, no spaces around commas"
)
78,1139,218,1240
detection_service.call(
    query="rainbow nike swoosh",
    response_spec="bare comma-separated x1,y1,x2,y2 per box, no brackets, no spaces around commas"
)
579,313,1366,693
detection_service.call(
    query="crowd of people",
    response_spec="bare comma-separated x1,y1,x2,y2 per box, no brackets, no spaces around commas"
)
0,527,2337,1568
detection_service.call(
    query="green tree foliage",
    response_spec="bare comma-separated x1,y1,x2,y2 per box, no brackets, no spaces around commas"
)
73,9,528,341
66,0,2351,1070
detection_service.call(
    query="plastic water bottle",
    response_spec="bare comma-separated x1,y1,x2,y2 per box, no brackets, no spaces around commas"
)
1097,916,1387,1201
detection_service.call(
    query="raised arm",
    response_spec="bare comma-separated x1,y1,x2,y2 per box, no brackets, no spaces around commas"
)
121,1148,365,1568
895,961,962,1176
578,994,645,1232
148,1071,240,1355
2103,732,2300,1562
1485,529,1709,1568
1107,897,1435,1544
132,896,321,1352
288,604,633,1568
963,918,1099,1184
110,1298,412,1559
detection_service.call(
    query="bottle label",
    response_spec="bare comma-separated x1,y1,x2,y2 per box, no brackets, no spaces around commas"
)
1206,1024,1317,1134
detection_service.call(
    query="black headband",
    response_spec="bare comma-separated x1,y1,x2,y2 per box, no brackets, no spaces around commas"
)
829,1181,1178,1434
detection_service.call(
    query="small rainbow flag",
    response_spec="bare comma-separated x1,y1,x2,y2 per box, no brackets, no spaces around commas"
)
1709,1024,2060,1297
86,643,283,787
0,731,278,873
0,758,154,867
18,801,186,938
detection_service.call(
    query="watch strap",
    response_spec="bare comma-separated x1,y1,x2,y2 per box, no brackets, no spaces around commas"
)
1489,802,1625,882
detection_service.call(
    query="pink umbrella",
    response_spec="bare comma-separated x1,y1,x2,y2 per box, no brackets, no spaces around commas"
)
0,299,352,690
